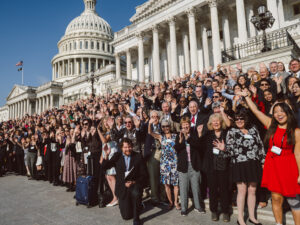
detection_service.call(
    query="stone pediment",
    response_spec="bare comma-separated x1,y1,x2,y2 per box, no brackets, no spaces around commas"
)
130,0,175,23
6,85,27,100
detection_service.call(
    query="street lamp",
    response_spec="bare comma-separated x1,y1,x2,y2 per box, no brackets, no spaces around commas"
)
251,5,275,52
88,69,95,98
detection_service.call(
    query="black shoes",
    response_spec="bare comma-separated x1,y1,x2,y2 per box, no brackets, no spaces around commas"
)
194,208,206,214
223,213,230,222
249,218,262,225
211,212,219,221
181,211,187,216
98,199,105,208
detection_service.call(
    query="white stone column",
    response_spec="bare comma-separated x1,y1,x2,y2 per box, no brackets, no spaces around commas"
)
162,49,169,81
182,32,191,75
12,104,14,119
187,8,198,73
67,59,70,75
267,0,279,30
222,14,231,49
57,62,60,78
95,58,98,71
45,95,49,110
168,17,178,78
50,95,54,109
62,60,65,76
236,0,248,43
27,99,30,115
39,98,42,114
197,35,204,72
54,63,57,79
246,3,256,38
126,49,132,79
88,58,91,73
152,25,161,82
137,33,145,82
115,53,121,80
35,100,38,115
201,26,210,70
22,100,25,117
52,65,55,80
277,0,284,28
209,0,222,67
71,60,73,75
166,38,171,79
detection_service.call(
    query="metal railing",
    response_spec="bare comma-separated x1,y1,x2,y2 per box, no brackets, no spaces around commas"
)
222,29,299,63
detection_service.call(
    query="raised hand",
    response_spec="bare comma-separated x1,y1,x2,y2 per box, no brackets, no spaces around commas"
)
249,85,257,95
197,125,203,137
213,139,225,151
171,99,178,111
204,98,212,107
133,116,141,129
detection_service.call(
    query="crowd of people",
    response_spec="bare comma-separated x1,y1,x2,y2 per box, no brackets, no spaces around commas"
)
0,58,300,225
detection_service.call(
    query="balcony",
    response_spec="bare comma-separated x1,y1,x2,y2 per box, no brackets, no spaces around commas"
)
222,23,300,63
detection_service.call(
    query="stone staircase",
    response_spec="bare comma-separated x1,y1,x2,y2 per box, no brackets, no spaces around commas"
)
203,199,294,225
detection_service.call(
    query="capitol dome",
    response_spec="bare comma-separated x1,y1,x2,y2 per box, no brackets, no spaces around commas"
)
51,0,115,82
65,1,113,37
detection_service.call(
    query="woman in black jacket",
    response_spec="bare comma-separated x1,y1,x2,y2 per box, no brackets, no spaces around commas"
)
174,116,203,216
202,113,230,222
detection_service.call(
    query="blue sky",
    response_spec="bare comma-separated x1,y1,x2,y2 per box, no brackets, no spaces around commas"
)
0,0,145,106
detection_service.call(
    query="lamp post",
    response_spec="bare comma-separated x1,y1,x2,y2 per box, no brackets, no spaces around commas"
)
88,69,95,98
251,5,275,52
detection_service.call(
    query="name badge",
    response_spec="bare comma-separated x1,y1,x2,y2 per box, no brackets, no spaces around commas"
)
213,148,220,155
244,134,253,139
51,143,56,152
271,146,282,155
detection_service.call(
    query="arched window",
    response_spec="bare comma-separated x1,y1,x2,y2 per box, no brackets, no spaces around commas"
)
85,41,88,49
97,42,100,50
108,45,110,52
102,43,105,51
69,43,72,51
80,41,82,49
91,41,94,49
74,42,77,50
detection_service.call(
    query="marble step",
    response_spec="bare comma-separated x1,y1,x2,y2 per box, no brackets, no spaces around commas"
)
203,199,294,225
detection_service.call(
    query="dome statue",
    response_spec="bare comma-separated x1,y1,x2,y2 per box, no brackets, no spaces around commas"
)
51,0,115,82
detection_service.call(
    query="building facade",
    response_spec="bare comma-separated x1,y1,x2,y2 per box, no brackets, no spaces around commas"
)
1,0,130,122
112,0,300,83
1,0,300,122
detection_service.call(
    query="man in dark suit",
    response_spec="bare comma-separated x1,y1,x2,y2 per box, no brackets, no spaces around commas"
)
101,138,147,225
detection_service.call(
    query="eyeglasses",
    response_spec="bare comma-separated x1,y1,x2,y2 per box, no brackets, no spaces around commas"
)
212,96,219,98
161,125,170,128
260,83,269,86
83,123,89,126
235,117,244,121
125,121,132,124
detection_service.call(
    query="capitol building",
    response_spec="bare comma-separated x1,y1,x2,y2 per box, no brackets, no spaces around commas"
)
0,0,300,122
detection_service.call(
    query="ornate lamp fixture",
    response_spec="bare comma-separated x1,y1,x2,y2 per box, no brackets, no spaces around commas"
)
251,5,275,52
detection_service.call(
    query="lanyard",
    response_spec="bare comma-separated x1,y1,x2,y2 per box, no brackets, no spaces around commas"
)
272,132,286,149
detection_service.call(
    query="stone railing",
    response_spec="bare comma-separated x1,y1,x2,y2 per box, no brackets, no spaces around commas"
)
222,22,300,63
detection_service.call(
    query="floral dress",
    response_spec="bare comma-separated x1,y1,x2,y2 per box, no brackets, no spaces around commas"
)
160,134,179,186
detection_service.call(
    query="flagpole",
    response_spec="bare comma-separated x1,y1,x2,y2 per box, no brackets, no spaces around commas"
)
22,67,24,85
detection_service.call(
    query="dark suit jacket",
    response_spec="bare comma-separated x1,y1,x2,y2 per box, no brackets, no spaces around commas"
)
174,129,203,173
101,151,147,199
183,111,209,132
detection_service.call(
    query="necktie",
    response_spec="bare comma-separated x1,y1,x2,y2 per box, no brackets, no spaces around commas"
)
191,115,195,124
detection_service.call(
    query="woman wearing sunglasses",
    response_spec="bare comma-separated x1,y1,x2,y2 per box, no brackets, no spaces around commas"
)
148,118,179,210
226,109,265,225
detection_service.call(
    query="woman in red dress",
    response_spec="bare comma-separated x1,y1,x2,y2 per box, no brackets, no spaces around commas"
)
241,91,300,225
